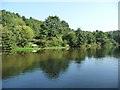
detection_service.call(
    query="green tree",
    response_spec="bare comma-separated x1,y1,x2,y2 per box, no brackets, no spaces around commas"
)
2,26,16,51
93,30,110,45
75,28,87,46
14,26,34,47
86,32,96,44
63,32,77,47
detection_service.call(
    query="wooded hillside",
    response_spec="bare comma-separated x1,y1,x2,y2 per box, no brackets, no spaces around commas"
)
1,10,120,51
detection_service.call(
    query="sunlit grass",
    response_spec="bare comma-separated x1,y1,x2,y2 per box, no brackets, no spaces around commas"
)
13,46,66,52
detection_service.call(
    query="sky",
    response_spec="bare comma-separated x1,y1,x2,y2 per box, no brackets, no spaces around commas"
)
1,2,118,31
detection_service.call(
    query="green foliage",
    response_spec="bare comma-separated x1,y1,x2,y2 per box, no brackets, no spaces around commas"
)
63,32,77,47
62,40,68,47
75,28,87,46
86,32,96,44
14,26,34,47
2,10,25,27
2,26,16,51
1,10,120,51
93,30,116,46
22,16,42,37
2,10,34,51
35,16,70,47
107,30,120,44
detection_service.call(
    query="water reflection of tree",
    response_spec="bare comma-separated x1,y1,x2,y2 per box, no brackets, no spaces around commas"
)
67,48,86,64
39,59,69,79
93,46,119,58
112,46,120,58
37,50,69,79
3,46,120,79
39,49,86,79
2,53,40,79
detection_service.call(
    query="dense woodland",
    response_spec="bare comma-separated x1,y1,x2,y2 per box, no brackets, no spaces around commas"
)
1,10,120,51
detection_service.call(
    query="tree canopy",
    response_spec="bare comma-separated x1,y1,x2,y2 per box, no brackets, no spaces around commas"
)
1,10,120,51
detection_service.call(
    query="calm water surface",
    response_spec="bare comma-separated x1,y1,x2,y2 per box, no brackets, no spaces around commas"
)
2,46,120,88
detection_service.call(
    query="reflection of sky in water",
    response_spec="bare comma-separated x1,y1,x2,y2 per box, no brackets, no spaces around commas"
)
2,46,119,88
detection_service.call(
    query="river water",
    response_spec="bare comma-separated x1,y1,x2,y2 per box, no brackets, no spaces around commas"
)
2,46,120,88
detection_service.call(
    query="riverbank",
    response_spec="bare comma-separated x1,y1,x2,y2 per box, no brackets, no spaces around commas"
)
13,46,67,52
11,43,119,52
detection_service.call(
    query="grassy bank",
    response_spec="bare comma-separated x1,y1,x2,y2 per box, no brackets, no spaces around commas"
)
13,46,67,52
12,43,119,52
